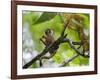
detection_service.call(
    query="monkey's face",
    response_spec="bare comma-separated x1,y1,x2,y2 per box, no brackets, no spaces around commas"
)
45,29,53,36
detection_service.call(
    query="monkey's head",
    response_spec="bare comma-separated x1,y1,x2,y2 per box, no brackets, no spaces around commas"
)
45,28,53,36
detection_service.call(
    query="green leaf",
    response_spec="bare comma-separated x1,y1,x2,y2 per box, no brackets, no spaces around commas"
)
79,56,89,65
22,11,42,25
76,13,90,29
34,12,57,24
70,56,80,66
32,62,38,68
66,29,80,42
53,53,64,63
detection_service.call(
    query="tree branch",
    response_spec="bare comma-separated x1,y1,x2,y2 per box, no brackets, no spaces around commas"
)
23,37,63,68
59,54,79,67
62,38,90,58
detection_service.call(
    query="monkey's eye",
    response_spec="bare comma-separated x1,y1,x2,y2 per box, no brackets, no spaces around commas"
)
48,29,53,34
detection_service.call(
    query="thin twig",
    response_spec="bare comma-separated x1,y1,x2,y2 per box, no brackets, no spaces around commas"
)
59,54,79,67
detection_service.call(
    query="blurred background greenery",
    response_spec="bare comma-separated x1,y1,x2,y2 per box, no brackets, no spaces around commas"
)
22,11,90,68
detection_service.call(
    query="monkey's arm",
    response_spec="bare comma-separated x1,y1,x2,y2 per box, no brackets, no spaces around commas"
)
42,35,47,39
40,38,46,46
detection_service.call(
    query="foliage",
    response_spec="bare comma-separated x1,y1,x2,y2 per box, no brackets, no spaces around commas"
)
22,11,90,68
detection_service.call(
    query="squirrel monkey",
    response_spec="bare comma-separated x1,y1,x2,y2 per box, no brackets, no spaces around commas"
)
39,29,58,66
40,28,55,47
